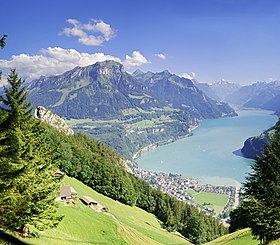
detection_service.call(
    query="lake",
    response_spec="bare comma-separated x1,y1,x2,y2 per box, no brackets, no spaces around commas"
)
137,109,278,186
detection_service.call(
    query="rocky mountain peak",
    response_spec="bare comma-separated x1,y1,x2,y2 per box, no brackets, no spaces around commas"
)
94,60,125,76
132,69,145,76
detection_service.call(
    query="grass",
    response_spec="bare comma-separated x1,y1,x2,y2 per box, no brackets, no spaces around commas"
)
23,176,191,245
206,228,258,245
66,118,94,126
66,118,122,126
133,115,173,129
122,108,141,116
186,189,228,214
128,94,146,99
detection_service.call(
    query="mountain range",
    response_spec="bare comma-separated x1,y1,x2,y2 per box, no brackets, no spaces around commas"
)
196,79,280,113
27,60,236,158
225,81,280,111
194,80,241,102
28,61,236,120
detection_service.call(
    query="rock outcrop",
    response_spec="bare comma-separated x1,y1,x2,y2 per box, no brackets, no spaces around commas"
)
35,106,74,136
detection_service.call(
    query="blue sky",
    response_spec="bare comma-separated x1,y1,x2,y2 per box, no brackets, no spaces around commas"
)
1,0,280,84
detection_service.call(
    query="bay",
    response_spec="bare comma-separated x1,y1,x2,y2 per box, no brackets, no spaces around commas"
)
137,109,278,186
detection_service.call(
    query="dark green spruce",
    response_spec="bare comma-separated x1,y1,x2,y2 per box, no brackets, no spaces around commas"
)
0,34,7,49
230,118,280,244
0,70,61,231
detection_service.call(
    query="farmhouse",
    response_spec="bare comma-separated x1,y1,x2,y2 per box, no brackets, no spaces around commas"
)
59,186,77,204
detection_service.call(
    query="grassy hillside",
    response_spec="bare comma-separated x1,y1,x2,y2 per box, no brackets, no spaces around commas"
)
206,228,258,245
24,176,191,245
207,228,280,245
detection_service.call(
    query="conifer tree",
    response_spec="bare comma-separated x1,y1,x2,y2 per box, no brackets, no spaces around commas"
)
0,34,7,49
0,69,61,231
230,119,280,244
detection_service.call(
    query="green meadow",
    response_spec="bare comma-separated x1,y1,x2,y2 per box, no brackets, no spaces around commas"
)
186,189,229,214
24,176,191,245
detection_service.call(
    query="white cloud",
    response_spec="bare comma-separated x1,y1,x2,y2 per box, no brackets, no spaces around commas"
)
180,72,196,80
0,48,151,81
123,51,150,68
155,53,166,60
60,18,116,46
0,47,121,80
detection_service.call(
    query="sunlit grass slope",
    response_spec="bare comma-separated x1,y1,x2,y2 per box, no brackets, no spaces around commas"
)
206,228,258,245
26,176,191,245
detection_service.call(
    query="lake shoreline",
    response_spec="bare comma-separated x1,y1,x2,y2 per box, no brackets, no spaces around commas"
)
132,124,199,160
136,109,278,186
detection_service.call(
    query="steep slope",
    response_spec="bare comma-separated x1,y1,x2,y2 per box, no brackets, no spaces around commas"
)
193,81,220,101
41,123,228,244
241,123,277,159
28,60,161,119
24,176,191,245
133,70,236,119
206,228,258,245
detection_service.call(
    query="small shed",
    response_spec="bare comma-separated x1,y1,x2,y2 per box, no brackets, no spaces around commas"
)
80,196,98,206
60,186,77,200
80,195,108,212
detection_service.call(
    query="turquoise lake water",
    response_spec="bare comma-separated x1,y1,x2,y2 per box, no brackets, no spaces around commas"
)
137,109,278,186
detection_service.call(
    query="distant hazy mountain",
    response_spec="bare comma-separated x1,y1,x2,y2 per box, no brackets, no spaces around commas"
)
225,81,280,111
194,80,241,102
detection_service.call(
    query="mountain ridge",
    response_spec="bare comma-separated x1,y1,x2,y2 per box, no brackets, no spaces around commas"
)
27,60,236,158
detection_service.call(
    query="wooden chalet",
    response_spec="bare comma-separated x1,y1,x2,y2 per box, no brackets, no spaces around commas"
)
59,186,77,203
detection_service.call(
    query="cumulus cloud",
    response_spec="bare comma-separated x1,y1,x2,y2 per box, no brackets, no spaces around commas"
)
154,53,166,60
123,51,150,68
0,47,121,80
0,48,151,81
180,72,196,80
60,18,116,46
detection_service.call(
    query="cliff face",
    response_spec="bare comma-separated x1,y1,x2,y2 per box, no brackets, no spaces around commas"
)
35,106,74,136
